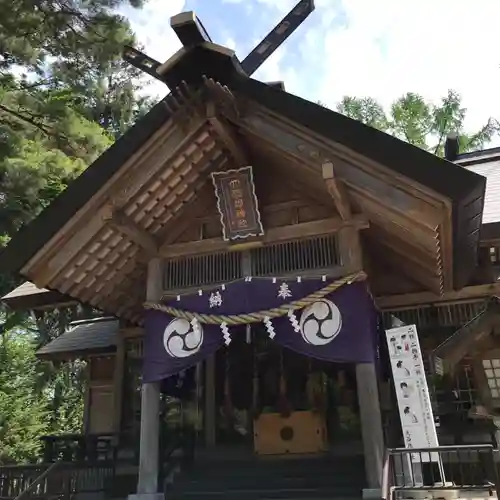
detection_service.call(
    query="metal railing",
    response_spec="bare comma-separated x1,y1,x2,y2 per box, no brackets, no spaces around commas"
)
382,445,500,500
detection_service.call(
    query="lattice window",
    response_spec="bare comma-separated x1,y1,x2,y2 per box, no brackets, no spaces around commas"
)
164,251,242,290
250,234,340,277
163,235,341,292
482,359,500,398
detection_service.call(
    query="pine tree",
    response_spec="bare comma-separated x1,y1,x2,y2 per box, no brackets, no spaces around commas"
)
0,329,48,464
336,90,500,155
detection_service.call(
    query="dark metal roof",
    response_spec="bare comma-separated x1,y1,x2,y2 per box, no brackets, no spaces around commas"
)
0,44,487,290
456,146,500,164
456,148,500,227
36,317,118,359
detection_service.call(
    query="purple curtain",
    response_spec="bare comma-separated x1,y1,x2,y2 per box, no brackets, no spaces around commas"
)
143,277,378,383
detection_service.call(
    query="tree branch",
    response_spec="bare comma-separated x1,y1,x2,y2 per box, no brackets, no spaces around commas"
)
0,103,79,156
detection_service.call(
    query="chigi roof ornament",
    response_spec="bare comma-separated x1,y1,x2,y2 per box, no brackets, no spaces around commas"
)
123,0,315,89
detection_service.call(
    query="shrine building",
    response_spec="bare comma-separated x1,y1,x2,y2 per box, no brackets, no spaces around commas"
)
2,7,500,500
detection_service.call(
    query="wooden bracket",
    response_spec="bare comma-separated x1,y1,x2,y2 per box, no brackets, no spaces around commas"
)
322,161,351,220
203,77,240,121
206,102,248,167
160,215,368,259
163,83,205,132
106,211,159,256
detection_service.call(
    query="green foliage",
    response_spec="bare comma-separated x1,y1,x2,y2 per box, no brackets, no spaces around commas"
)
0,313,86,464
0,0,152,463
0,0,153,271
0,330,48,464
337,90,500,156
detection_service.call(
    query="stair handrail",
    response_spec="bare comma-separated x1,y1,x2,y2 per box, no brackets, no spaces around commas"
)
14,461,61,500
381,449,393,500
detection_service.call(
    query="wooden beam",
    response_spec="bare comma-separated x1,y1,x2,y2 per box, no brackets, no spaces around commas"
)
160,215,369,259
156,185,218,255
338,227,363,273
366,232,441,274
376,282,500,309
370,241,442,294
322,161,351,220
207,102,248,167
480,238,500,248
32,205,113,288
106,211,159,255
25,117,206,280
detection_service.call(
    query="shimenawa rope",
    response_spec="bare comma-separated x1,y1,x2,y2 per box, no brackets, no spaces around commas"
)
143,271,367,325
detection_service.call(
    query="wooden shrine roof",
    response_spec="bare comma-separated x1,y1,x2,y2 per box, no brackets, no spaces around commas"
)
2,281,76,311
36,317,118,360
0,43,487,323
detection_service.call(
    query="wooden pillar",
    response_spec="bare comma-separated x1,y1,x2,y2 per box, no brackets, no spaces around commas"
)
204,355,216,446
112,326,126,438
132,258,163,500
340,226,384,495
338,227,363,273
356,362,385,494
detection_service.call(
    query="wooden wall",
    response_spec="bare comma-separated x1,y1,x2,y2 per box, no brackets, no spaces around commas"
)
172,167,336,245
85,356,116,434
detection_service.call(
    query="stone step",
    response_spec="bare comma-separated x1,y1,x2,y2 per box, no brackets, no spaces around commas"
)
168,488,363,499
177,474,364,490
168,455,366,499
190,457,365,474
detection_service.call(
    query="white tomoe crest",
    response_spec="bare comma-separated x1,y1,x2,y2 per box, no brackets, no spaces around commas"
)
299,299,342,346
163,318,203,358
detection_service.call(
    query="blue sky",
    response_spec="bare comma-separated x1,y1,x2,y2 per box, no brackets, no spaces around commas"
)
120,0,500,138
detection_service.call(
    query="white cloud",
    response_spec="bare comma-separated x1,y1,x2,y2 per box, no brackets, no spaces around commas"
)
118,0,186,99
124,0,500,138
309,0,500,135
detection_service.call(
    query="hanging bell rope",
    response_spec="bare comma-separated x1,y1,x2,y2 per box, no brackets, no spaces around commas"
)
143,271,367,326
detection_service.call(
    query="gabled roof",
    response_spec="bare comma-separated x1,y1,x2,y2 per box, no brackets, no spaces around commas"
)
0,44,487,319
2,281,76,311
36,317,118,360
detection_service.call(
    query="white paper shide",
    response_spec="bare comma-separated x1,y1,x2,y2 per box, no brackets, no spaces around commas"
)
386,324,439,462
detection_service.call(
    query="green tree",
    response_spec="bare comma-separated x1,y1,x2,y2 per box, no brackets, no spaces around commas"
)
0,328,48,464
0,0,154,296
0,0,153,456
337,90,500,156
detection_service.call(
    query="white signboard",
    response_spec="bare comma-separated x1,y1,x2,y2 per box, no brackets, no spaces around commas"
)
386,324,439,462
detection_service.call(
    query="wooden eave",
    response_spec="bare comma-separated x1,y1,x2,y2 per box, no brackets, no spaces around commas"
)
0,45,486,321
13,87,238,323
225,103,453,294
2,281,77,311
376,281,500,309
